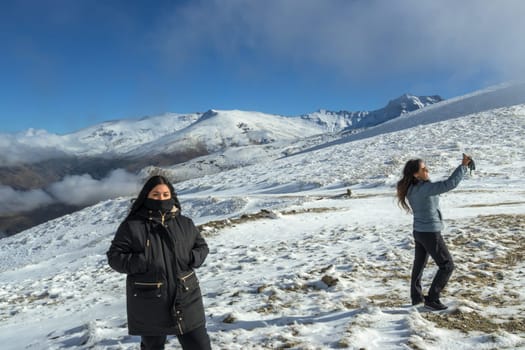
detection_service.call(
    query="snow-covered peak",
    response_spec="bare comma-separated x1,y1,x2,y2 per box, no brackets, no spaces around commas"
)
195,109,220,122
384,93,443,114
131,109,326,156
298,81,525,154
300,93,443,133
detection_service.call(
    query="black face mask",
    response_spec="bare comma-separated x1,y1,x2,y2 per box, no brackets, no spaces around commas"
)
144,198,175,213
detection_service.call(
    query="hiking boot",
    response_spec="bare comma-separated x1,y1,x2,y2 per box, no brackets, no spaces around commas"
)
424,296,447,311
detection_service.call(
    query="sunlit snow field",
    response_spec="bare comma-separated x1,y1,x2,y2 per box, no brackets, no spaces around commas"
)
0,105,524,349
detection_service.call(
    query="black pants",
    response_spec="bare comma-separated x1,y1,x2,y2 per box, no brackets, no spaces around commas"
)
177,326,212,350
141,335,166,350
411,231,454,302
140,326,211,350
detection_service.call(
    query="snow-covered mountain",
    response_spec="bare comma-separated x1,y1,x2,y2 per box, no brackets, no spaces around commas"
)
299,81,525,154
70,113,201,155
128,97,443,170
0,97,523,349
0,94,442,167
0,113,201,165
302,94,443,132
129,109,329,158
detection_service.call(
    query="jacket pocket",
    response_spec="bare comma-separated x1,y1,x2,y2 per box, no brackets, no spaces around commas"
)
132,281,164,299
178,270,198,292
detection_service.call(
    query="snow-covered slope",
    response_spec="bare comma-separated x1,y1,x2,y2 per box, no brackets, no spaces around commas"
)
299,81,525,154
1,102,524,349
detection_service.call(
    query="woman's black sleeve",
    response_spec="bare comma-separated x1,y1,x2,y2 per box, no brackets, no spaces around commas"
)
189,220,209,268
106,222,148,275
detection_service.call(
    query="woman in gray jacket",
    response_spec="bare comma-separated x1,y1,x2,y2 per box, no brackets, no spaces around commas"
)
396,154,471,310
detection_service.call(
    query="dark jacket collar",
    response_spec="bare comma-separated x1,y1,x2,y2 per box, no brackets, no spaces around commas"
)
135,206,180,223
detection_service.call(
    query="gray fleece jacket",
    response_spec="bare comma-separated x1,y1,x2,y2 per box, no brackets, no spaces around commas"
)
407,165,467,232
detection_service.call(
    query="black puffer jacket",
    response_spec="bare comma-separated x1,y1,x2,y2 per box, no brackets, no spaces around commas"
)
107,206,209,336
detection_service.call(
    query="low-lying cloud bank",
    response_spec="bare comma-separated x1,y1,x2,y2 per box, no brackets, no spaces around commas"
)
0,186,55,215
0,169,141,216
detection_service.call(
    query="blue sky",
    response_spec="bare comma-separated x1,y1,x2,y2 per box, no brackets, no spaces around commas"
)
1,0,524,135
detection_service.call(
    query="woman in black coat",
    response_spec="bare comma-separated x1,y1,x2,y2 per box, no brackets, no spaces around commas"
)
107,175,211,350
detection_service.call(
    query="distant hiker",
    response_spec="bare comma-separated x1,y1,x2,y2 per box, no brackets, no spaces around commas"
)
396,154,472,311
107,175,211,350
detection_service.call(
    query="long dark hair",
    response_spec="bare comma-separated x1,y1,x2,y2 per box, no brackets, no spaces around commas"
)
127,175,180,219
396,159,422,212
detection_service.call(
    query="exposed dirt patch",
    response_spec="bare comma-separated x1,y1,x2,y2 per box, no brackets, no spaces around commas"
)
422,214,525,334
424,308,525,334
198,207,338,236
367,294,406,308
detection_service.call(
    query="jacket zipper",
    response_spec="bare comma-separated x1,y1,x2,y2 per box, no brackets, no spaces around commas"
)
177,318,183,334
134,282,163,288
180,271,195,283
145,211,182,331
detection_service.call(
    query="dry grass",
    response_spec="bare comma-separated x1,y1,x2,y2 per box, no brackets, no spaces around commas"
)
424,308,525,334
198,207,337,236
422,214,525,334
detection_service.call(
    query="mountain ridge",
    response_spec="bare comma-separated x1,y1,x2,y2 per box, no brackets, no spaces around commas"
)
0,93,441,166
2,83,522,236
292,81,525,155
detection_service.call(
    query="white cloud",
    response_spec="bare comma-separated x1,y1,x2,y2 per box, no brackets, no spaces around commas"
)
0,131,67,165
48,169,140,206
154,0,525,81
0,169,141,215
0,185,54,215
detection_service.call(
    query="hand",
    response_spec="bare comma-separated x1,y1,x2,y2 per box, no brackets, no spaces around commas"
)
462,153,471,167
